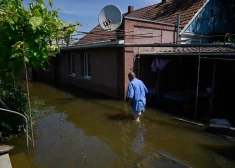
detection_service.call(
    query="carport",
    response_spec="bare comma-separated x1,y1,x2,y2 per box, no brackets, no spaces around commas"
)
137,46,235,117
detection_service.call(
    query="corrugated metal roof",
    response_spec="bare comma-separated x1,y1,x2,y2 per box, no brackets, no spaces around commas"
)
158,47,235,54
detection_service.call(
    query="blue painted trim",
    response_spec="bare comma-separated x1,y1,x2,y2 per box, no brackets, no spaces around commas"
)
180,0,210,35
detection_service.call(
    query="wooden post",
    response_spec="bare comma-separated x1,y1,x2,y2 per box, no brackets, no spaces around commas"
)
210,62,216,113
138,48,140,78
23,44,34,147
195,47,201,117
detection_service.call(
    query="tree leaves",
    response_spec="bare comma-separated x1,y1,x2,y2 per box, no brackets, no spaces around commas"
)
12,41,29,52
24,56,29,62
49,0,53,8
0,0,79,79
29,16,43,30
12,41,23,51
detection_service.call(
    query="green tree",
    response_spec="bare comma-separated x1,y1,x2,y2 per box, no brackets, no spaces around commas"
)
0,0,79,133
0,0,79,77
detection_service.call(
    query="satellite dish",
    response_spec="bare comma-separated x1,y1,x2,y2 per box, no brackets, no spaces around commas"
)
98,5,122,31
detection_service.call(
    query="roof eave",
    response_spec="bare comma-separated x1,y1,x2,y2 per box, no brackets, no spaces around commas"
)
124,16,180,27
140,52,235,56
60,43,235,51
60,40,125,51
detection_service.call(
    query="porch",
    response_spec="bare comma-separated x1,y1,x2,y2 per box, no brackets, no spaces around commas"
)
136,46,235,124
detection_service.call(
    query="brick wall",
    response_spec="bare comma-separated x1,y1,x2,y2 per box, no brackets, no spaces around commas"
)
123,19,178,99
59,48,120,98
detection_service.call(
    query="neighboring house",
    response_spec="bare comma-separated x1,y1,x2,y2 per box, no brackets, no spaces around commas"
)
39,0,234,101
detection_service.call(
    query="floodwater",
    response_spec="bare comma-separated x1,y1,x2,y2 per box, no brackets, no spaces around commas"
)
7,83,235,168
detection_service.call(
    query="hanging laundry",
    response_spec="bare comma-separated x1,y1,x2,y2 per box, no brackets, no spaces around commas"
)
151,58,170,72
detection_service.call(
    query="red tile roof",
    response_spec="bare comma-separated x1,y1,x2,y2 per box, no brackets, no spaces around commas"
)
76,25,117,45
126,0,207,27
77,0,207,45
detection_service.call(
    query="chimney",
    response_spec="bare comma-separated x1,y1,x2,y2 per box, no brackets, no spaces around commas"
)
128,6,134,13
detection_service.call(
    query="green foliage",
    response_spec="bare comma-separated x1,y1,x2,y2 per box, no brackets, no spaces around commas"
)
0,78,28,132
0,0,79,78
228,36,235,44
225,0,235,44
0,0,79,135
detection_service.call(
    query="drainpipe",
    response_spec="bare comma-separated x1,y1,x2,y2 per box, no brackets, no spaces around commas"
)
138,48,140,78
195,46,201,118
176,14,180,44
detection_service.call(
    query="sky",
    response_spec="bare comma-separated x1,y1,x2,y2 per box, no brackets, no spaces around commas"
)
23,0,161,32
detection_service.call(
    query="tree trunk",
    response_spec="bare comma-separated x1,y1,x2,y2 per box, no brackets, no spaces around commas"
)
0,96,7,144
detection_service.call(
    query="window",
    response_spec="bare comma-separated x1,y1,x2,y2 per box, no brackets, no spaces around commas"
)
68,53,75,77
81,53,91,79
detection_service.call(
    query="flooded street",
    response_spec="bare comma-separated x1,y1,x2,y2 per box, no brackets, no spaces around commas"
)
7,83,235,168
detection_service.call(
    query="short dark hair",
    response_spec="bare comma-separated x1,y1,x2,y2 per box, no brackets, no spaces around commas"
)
128,72,136,78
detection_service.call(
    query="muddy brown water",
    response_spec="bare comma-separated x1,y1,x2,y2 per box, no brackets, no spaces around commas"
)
7,83,235,168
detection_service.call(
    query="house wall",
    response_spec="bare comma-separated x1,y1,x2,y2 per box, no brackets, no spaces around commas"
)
58,48,121,98
123,19,177,99
133,27,176,54
183,0,233,36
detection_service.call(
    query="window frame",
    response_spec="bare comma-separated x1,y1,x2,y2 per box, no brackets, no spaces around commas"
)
83,53,91,79
68,53,76,77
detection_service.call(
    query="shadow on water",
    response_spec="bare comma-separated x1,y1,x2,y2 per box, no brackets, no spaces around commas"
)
104,112,133,121
36,78,118,100
57,98,75,101
198,143,235,161
147,98,193,119
57,82,117,100
90,100,126,113
56,97,76,105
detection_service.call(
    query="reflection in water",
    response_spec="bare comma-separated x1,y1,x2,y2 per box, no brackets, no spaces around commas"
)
33,112,117,168
7,83,235,168
131,123,146,155
198,143,235,161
